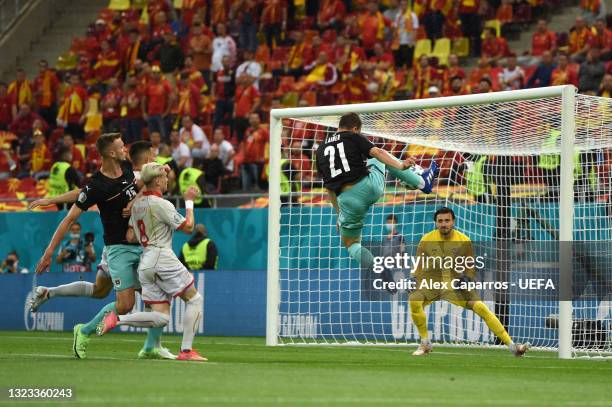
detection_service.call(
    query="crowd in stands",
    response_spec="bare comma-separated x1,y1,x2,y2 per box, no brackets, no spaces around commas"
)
0,0,610,204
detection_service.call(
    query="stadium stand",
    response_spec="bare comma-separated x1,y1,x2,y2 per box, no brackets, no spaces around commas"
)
0,0,610,211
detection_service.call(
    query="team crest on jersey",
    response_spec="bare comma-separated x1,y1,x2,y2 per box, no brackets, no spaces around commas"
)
114,278,121,287
78,192,87,203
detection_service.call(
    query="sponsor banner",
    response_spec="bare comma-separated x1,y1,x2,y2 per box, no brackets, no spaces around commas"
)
0,270,265,337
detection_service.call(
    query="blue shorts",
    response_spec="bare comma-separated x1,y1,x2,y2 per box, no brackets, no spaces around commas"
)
337,159,385,238
106,244,143,291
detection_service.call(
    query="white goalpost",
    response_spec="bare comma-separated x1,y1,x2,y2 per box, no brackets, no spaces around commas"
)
267,85,612,359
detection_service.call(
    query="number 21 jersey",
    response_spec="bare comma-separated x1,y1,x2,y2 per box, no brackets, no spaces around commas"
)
315,131,375,194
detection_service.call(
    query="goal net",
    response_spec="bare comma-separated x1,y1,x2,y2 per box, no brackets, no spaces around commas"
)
267,86,612,358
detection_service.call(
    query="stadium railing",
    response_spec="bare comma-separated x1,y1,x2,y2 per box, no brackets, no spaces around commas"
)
0,0,34,35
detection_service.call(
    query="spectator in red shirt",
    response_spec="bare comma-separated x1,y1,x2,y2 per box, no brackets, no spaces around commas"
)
212,55,236,128
29,130,52,179
0,82,11,131
142,65,174,141
240,112,268,191
101,77,123,134
121,74,144,144
188,21,213,86
360,2,390,54
94,38,121,87
318,0,346,32
369,43,395,69
57,73,88,142
532,20,557,57
481,27,510,66
60,133,85,174
32,59,60,127
444,75,470,96
592,18,612,61
569,16,594,63
175,72,201,121
234,74,260,142
7,68,33,119
9,104,47,138
551,53,579,86
458,0,482,57
475,76,493,94
260,0,287,49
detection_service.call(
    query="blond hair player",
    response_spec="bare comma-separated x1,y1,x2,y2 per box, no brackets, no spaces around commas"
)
96,162,206,362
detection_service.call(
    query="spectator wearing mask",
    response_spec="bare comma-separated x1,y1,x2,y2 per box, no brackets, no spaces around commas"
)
382,214,405,259
1,251,28,274
55,222,96,273
179,224,218,271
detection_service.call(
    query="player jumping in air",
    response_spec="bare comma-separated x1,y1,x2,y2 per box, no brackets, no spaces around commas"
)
409,207,530,357
315,112,439,284
34,134,170,359
96,162,207,362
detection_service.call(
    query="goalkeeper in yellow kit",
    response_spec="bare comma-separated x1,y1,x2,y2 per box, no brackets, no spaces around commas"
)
409,207,530,357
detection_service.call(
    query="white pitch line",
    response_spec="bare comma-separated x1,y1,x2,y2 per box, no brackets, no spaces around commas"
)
0,335,261,347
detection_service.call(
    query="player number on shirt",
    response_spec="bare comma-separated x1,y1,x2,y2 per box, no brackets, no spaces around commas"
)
136,220,149,247
324,142,351,178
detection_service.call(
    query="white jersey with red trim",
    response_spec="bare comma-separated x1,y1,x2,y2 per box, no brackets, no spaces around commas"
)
129,191,187,271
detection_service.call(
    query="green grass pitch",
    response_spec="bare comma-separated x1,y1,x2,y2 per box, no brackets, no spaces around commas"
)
0,331,610,406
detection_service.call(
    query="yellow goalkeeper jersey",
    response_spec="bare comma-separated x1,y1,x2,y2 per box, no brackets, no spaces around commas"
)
414,229,476,285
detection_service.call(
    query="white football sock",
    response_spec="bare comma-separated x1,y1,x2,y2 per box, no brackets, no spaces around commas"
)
48,281,94,298
117,311,169,328
181,293,203,351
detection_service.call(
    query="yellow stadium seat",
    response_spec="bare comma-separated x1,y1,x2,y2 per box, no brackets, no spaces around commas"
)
173,0,183,8
432,37,451,67
413,39,432,63
108,0,130,10
452,37,470,58
482,19,501,38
